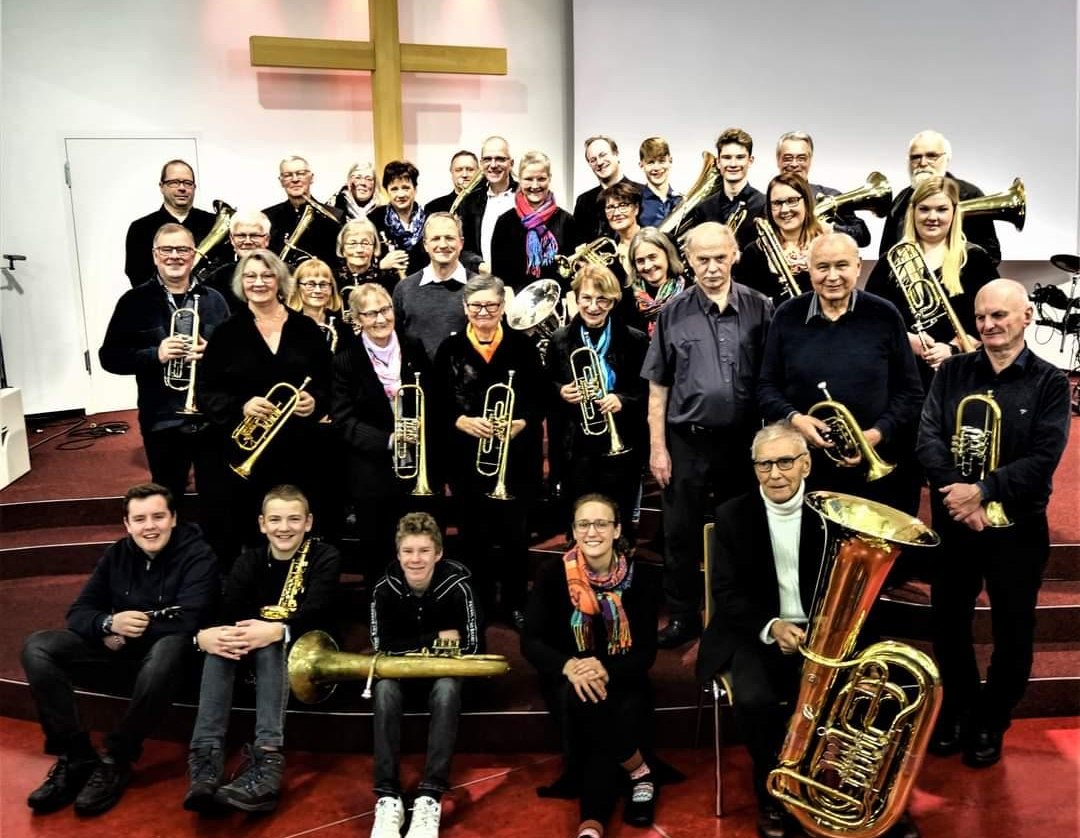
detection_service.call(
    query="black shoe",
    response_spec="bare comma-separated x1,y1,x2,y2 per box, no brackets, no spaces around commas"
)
214,745,285,812
73,758,131,816
510,609,526,633
757,803,788,838
884,810,921,838
657,618,701,649
183,745,225,813
963,727,1003,768
623,774,656,827
927,719,963,756
27,755,99,813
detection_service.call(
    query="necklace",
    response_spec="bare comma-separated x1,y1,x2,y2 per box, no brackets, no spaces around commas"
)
254,306,285,325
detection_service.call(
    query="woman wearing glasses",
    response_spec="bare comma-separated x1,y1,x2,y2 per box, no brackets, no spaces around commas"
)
621,227,687,337
545,265,648,541
334,162,381,221
523,493,661,837
335,219,403,320
734,173,826,306
599,181,643,285
288,259,351,353
369,160,427,280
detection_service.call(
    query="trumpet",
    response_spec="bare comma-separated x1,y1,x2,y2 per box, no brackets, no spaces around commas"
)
449,169,486,215
808,381,896,482
753,218,802,299
192,200,236,269
477,370,516,501
230,376,312,479
569,346,627,456
958,177,1026,231
394,372,433,496
556,237,618,279
163,296,201,415
886,242,977,354
951,391,1012,527
814,171,892,219
281,194,340,263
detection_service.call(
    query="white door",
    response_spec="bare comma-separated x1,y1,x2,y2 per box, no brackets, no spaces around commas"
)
65,137,200,414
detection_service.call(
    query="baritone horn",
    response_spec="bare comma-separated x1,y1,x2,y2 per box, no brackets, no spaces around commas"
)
570,346,628,456
808,382,896,482
767,491,941,838
477,370,515,501
885,242,977,354
658,150,723,245
814,172,892,220
394,372,433,496
230,376,312,479
449,169,485,215
163,295,201,415
281,194,340,263
951,391,1012,527
958,177,1026,231
192,200,236,269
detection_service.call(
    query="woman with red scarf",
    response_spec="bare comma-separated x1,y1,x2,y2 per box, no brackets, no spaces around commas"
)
490,150,581,292
522,493,660,837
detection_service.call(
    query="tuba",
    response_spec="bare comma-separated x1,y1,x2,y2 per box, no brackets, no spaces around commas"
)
958,177,1026,231
658,150,723,245
951,391,1012,527
281,194,341,263
449,169,486,215
885,242,977,354
555,237,618,279
768,491,941,838
754,217,802,299
394,372,434,497
288,630,509,704
569,346,628,457
814,172,892,220
163,295,201,415
260,539,311,620
808,382,896,482
192,200,236,269
506,278,568,360
230,376,311,479
477,370,516,501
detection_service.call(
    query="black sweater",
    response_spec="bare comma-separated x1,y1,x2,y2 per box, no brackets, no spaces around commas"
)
125,205,221,287
490,206,580,292
370,559,480,655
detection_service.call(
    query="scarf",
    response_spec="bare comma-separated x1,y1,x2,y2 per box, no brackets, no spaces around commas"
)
579,321,615,392
563,546,633,655
383,202,426,251
362,330,402,399
631,274,684,336
342,191,377,221
514,192,560,278
466,323,503,363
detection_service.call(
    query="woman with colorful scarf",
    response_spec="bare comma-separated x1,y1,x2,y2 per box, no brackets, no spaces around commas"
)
369,160,428,280
619,227,687,336
490,150,580,292
523,493,660,837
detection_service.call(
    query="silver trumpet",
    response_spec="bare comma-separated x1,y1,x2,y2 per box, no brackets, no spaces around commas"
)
569,346,627,457
163,295,201,415
477,371,516,501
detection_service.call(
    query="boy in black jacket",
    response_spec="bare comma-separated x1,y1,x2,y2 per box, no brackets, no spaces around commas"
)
184,485,341,814
21,483,218,816
368,512,479,838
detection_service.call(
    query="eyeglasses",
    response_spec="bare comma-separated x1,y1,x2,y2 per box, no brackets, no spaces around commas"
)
752,452,807,473
241,271,277,283
344,239,376,249
909,152,945,164
605,202,632,215
356,305,393,320
299,281,333,291
780,154,810,165
232,232,267,241
769,196,804,210
161,179,195,188
466,301,502,313
577,294,614,309
279,170,312,181
572,519,616,533
480,155,510,165
154,245,195,257
349,174,376,183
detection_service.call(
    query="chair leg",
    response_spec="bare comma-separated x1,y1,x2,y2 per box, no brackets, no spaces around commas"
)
713,682,724,817
694,682,706,748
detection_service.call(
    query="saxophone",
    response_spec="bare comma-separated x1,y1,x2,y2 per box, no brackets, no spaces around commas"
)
260,539,311,620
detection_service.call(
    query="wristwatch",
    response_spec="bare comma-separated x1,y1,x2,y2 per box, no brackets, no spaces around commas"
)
102,615,114,635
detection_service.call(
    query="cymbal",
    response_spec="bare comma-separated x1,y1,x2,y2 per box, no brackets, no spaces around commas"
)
1050,253,1079,274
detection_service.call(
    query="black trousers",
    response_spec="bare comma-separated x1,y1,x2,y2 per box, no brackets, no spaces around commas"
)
930,508,1050,733
453,489,530,615
20,630,190,763
560,446,644,543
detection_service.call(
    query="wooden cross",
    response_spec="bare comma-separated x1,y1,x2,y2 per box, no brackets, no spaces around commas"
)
250,0,507,171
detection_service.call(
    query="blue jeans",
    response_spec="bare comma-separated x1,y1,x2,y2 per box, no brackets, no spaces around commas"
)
373,677,462,797
189,642,289,749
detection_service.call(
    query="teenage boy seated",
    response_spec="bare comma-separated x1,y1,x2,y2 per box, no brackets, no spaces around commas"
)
368,512,480,838
183,484,341,813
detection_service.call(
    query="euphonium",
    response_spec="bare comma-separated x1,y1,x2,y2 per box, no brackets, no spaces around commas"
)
230,376,312,480
556,237,618,279
958,177,1026,231
163,295,201,415
951,391,1012,527
506,278,567,361
754,217,802,299
449,169,486,215
288,630,509,704
570,346,627,457
814,172,892,220
768,491,941,838
394,372,433,496
477,370,516,501
885,242,976,354
658,150,723,245
260,539,311,620
281,194,341,262
808,382,896,482
192,200,236,269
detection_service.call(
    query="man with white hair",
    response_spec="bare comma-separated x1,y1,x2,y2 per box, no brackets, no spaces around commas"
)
199,209,272,312
263,155,344,267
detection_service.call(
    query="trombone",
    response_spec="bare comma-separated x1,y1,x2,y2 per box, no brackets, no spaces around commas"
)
394,372,433,496
569,346,628,456
230,376,311,479
476,370,516,501
753,218,802,299
951,391,1012,527
886,241,977,354
807,381,896,482
163,295,201,415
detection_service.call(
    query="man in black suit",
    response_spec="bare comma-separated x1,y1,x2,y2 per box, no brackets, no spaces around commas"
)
458,136,516,273
263,155,344,267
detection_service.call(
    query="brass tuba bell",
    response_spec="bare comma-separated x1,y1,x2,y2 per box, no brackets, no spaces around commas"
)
814,172,892,220
658,150,724,245
192,200,236,269
958,177,1026,231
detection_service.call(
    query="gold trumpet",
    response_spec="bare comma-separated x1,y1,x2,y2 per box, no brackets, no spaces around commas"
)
814,172,892,219
288,630,509,704
477,370,516,501
754,217,802,299
658,150,723,245
163,295,201,415
449,169,486,215
260,539,311,620
192,200,236,269
958,177,1026,231
808,382,896,482
230,376,312,479
556,237,618,279
951,391,1012,527
886,242,977,354
280,194,340,263
570,346,627,456
394,372,433,496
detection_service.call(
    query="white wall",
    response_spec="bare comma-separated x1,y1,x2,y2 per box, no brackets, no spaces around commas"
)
0,0,574,414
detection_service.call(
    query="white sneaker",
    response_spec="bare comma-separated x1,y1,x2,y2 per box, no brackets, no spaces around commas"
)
371,796,405,838
405,795,442,838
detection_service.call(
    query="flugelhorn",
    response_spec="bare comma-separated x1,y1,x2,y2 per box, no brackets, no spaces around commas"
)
192,200,236,269
449,169,485,215
753,218,802,299
886,242,977,354
477,370,515,501
281,194,341,263
951,391,1012,527
163,295,201,415
394,372,433,496
230,376,311,479
814,172,892,220
768,491,941,838
958,177,1026,231
570,346,628,456
658,150,723,245
556,237,618,279
808,382,896,481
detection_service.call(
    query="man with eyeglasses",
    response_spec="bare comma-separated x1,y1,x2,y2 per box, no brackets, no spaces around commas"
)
263,155,344,268
393,212,474,360
198,209,272,313
572,135,643,241
686,128,766,250
125,160,222,287
878,130,1001,264
425,150,480,215
458,136,517,274
100,224,231,522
